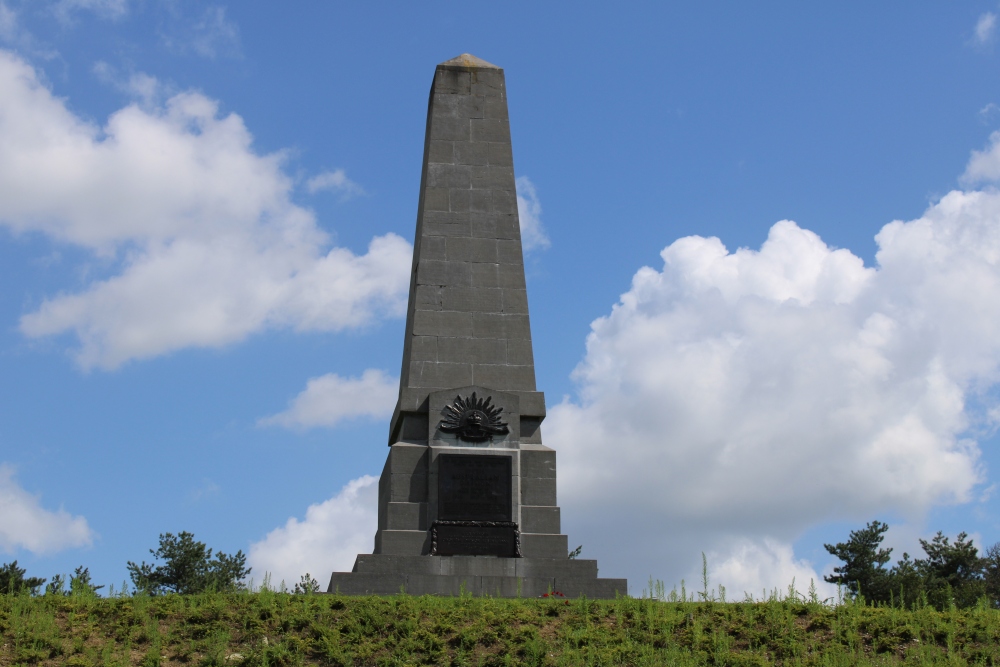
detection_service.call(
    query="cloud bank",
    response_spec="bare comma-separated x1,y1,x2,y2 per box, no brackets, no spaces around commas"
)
0,464,94,554
248,475,377,587
260,369,397,430
0,49,411,369
547,181,1000,595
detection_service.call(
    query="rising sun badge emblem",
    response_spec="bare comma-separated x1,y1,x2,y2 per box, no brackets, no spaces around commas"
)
439,392,510,442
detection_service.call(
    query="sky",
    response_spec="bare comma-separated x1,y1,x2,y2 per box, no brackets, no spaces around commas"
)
3,1,1000,599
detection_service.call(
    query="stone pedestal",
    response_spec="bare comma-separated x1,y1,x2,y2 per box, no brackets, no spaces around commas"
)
326,54,626,599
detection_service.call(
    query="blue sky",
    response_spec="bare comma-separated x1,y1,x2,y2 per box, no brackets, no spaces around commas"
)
3,1,1000,596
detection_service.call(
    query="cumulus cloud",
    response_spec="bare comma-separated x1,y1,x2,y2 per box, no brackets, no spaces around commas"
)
248,476,377,587
306,169,365,199
0,49,411,369
515,176,550,252
259,369,397,429
961,130,1000,184
548,182,1000,594
974,12,997,47
0,464,94,554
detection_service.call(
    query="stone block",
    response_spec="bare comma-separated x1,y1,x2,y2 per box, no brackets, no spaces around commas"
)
520,533,568,559
433,68,471,95
520,446,556,478
406,574,474,596
470,74,504,97
375,529,430,556
498,238,524,265
472,313,530,339
385,502,427,530
328,572,406,595
515,558,598,579
520,476,556,506
412,309,473,337
421,213,471,238
497,262,527,289
413,361,473,389
386,444,430,476
502,289,529,314
441,286,502,312
418,236,447,261
430,116,470,142
445,237,497,264
423,186,450,211
472,364,535,391
409,336,437,362
520,417,543,444
515,392,546,418
416,260,472,289
427,141,453,165
436,336,506,365
440,556,517,577
484,96,509,120
470,263,499,288
553,577,629,599
506,339,534,365
415,285,442,310
470,212,497,238
492,189,517,214
469,190,491,213
495,214,520,240
454,141,489,165
471,165,515,190
488,141,513,167
433,93,484,119
395,413,429,442
471,118,510,143
521,505,560,534
388,472,427,503
427,163,471,189
448,188,471,212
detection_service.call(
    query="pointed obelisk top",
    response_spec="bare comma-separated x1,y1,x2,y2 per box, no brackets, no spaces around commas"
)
438,53,500,69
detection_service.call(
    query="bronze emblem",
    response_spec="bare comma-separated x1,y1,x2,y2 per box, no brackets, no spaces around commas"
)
439,392,509,442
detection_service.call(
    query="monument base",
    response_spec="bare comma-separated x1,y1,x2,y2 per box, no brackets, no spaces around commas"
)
327,555,627,598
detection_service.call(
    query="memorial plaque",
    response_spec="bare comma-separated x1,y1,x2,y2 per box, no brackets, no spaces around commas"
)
432,521,519,557
438,454,512,522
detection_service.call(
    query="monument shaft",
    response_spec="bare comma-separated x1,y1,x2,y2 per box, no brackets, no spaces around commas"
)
328,55,626,598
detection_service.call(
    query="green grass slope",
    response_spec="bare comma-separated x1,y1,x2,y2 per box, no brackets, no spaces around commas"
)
2,591,1000,666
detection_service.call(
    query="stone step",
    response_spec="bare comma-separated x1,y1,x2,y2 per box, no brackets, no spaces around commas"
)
327,571,627,598
351,554,599,578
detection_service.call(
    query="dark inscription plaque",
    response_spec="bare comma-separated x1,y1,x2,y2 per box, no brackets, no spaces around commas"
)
432,521,520,557
438,454,512,522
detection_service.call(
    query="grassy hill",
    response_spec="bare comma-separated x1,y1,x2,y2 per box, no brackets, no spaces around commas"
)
2,589,999,666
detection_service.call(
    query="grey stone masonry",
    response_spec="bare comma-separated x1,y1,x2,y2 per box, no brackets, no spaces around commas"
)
326,55,627,598
389,52,544,446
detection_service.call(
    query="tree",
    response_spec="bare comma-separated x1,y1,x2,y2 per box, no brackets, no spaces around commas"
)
0,561,46,595
47,567,104,596
824,521,893,602
294,573,320,594
127,532,250,595
985,542,1000,608
915,532,984,609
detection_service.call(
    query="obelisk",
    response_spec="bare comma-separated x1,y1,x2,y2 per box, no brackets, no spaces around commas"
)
328,55,625,597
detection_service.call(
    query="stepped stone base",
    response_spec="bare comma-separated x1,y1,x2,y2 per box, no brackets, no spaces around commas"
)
327,555,626,598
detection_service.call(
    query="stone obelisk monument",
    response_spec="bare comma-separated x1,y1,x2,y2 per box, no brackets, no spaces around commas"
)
328,54,625,597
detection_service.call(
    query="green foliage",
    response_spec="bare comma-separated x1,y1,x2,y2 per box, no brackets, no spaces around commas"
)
127,531,250,595
294,573,320,594
824,520,893,600
46,567,104,597
0,560,46,595
2,590,1000,666
825,521,994,609
568,544,583,559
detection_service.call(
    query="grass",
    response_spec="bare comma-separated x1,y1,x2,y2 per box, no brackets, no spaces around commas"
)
1,586,1000,666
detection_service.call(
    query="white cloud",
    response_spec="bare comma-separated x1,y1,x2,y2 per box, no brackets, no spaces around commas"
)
548,184,1000,593
306,169,365,199
259,369,397,429
709,540,837,602
961,130,1000,184
515,176,550,252
974,12,997,47
0,49,412,369
92,61,164,106
248,475,377,587
0,464,94,554
53,0,128,21
187,6,240,59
